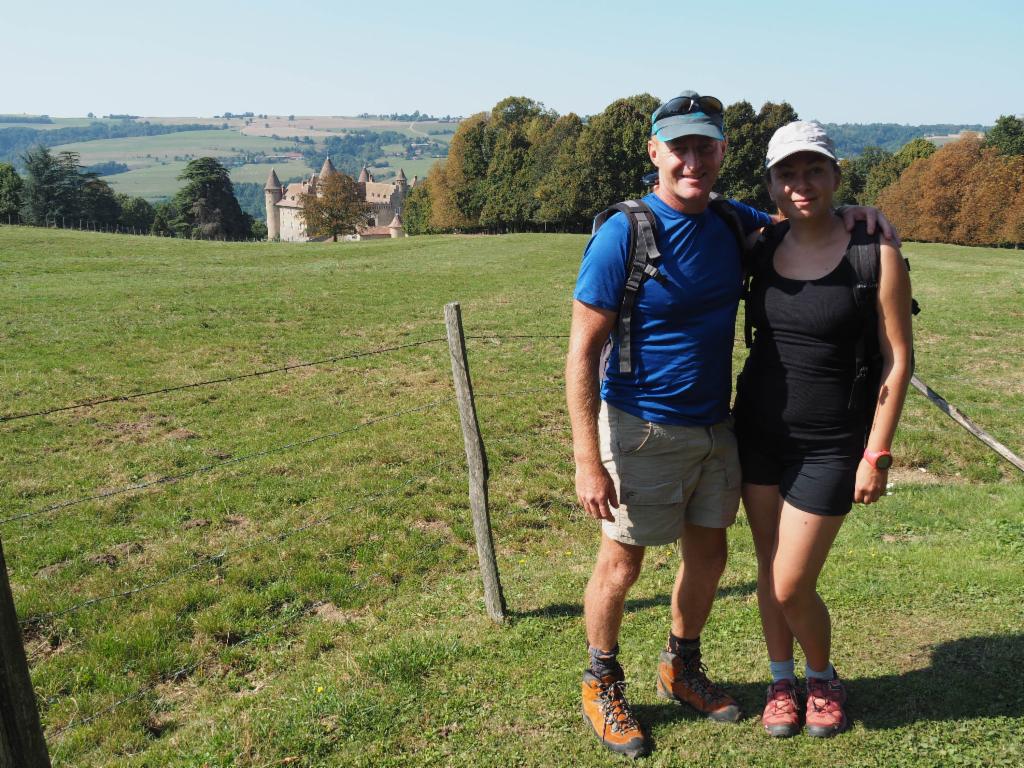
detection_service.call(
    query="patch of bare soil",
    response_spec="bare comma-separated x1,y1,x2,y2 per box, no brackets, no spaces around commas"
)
166,427,199,441
313,602,362,624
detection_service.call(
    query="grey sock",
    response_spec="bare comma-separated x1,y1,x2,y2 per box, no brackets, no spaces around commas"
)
769,659,796,683
805,662,835,681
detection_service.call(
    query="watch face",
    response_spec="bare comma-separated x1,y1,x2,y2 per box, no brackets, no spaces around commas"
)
876,454,893,470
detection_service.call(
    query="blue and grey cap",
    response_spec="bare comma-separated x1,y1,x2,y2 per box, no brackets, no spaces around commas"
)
651,90,725,142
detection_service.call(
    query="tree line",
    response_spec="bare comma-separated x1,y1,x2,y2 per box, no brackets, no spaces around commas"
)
822,122,988,157
400,95,802,235
877,116,1024,246
0,149,265,241
401,95,1023,247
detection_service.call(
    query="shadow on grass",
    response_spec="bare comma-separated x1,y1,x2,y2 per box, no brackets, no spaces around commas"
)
511,595,669,620
851,633,1024,728
636,633,1024,730
511,582,755,620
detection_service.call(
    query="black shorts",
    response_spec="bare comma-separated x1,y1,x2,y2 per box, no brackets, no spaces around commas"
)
738,429,860,516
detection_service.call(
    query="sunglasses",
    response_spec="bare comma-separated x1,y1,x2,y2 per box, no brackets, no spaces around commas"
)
653,94,724,122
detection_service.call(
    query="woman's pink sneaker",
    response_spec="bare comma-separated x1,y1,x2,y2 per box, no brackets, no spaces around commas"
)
762,679,801,738
805,675,849,737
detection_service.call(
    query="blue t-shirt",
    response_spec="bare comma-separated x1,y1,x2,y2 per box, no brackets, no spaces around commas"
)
573,193,771,426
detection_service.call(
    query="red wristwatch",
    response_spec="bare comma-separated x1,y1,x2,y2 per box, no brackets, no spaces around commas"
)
864,449,893,470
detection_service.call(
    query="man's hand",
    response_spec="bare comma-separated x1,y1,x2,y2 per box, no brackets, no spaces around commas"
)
853,459,887,504
575,461,618,521
838,206,902,247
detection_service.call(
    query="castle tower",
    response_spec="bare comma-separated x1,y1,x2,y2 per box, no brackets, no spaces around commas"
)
395,167,408,193
388,213,405,239
358,165,370,183
264,168,282,241
319,156,338,189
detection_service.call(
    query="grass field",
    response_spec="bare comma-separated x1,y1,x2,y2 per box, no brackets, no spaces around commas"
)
51,130,301,168
368,156,442,182
0,227,1020,767
100,160,313,201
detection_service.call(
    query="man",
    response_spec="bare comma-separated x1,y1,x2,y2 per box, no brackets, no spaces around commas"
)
567,91,892,758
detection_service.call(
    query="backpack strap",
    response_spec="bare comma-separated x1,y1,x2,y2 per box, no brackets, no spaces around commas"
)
844,220,881,412
742,220,789,349
708,195,750,271
592,199,666,374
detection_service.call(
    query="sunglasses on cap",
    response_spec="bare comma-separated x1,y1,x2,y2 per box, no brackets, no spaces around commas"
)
653,94,724,123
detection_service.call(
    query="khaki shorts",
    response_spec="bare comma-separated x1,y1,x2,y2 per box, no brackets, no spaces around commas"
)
598,402,741,546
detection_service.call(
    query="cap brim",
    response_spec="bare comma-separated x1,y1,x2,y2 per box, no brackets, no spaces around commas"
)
765,146,837,169
652,115,724,142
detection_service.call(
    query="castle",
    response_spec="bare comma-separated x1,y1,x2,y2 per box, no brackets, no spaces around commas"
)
263,158,416,241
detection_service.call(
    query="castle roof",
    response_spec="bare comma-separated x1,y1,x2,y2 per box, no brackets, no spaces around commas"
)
389,213,403,227
319,157,338,179
358,165,370,183
397,168,407,181
264,168,282,190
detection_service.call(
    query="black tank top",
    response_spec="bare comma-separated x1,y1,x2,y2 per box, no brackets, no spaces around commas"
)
736,234,862,442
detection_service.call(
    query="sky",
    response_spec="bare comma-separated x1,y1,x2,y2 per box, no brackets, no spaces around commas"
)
3,0,1021,125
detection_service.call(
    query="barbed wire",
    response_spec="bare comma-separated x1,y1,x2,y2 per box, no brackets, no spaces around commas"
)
0,337,449,424
0,398,450,527
21,455,462,629
0,332,568,429
465,333,569,341
47,601,317,741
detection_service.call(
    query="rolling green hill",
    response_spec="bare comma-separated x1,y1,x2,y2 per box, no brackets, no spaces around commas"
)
0,227,1020,766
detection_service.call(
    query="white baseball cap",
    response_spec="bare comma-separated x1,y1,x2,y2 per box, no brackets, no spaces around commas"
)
765,120,838,169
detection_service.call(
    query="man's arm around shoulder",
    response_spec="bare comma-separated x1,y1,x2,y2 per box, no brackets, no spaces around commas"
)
566,300,618,521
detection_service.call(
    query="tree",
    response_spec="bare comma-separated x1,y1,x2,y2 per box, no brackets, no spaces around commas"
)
118,194,155,232
572,94,660,217
151,201,175,236
250,218,268,240
171,157,251,240
401,183,433,235
0,163,23,221
19,147,82,225
716,101,799,209
534,113,586,229
984,114,1024,156
79,176,121,226
479,124,534,230
298,172,368,241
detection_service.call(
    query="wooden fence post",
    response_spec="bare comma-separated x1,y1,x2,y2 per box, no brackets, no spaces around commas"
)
0,539,52,767
910,374,1024,474
444,302,507,623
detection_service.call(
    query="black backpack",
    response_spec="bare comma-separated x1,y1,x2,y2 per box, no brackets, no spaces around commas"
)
591,194,748,376
743,220,920,443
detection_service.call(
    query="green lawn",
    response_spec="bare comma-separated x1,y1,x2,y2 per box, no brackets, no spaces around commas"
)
0,228,1020,766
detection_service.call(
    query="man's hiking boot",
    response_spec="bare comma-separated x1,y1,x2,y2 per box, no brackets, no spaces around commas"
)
805,674,848,737
762,679,801,737
581,669,651,758
655,649,741,723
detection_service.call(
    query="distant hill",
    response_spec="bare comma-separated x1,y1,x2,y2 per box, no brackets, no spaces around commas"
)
821,123,990,157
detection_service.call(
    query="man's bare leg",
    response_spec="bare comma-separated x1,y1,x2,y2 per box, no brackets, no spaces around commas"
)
584,533,645,651
671,522,728,638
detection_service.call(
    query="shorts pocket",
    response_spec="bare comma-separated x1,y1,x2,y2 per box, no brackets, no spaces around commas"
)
612,409,654,455
621,478,684,506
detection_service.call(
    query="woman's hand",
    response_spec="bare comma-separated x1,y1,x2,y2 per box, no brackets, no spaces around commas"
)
854,459,888,504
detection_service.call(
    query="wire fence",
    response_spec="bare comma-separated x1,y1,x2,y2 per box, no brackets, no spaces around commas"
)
2,214,268,242
1,328,571,749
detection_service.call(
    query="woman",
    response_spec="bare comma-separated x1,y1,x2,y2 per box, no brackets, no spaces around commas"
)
733,121,913,738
